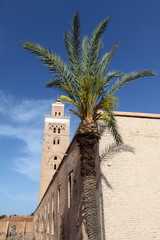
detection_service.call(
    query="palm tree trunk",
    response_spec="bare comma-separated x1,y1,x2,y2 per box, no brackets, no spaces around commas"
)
76,121,101,240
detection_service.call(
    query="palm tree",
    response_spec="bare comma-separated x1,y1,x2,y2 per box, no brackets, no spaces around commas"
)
22,12,155,240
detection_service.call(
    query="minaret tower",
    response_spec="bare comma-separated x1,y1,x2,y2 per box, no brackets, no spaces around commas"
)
39,98,70,202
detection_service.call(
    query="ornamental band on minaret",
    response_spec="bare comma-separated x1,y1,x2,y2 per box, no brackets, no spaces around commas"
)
39,98,70,202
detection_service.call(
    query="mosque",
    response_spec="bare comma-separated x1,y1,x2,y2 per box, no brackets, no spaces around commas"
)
1,99,160,239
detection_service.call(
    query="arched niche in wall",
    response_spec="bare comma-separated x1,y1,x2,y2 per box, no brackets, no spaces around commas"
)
9,225,17,237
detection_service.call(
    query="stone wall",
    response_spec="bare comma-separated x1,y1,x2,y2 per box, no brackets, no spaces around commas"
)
99,112,160,240
0,216,34,240
34,137,91,240
34,111,160,240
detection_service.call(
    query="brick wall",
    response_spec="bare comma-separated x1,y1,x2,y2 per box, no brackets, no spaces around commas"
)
34,137,90,240
99,112,160,240
39,100,70,202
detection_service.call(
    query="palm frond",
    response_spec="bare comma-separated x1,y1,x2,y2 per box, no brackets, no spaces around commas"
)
22,41,79,99
108,70,156,96
69,109,82,119
87,16,110,75
91,77,105,104
98,41,119,77
93,95,118,120
81,37,89,75
61,94,86,119
101,96,118,110
46,79,62,88
64,12,81,81
104,112,123,145
47,80,77,101
60,95,79,107
93,111,103,121
99,71,124,96
22,42,69,77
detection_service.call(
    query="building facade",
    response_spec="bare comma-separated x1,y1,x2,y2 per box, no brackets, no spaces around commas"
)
34,108,160,240
99,112,160,239
34,137,86,240
2,100,160,239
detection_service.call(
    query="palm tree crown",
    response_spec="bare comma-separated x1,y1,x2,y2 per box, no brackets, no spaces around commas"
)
22,12,155,145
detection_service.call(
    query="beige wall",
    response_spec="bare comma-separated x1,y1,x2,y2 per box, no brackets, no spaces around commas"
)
0,216,34,240
99,112,160,240
35,111,160,240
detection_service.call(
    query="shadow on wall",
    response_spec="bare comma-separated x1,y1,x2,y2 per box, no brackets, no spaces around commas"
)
100,143,135,162
98,142,135,240
60,149,85,240
99,142,135,190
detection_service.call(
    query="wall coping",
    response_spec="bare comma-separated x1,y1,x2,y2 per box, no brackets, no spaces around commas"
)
114,111,160,119
0,216,33,222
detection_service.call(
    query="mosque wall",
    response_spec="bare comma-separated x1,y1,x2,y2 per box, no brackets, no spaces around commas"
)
34,111,160,240
99,112,160,240
34,137,91,240
4,110,160,240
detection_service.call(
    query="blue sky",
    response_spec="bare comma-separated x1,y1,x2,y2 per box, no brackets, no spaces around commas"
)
0,0,160,215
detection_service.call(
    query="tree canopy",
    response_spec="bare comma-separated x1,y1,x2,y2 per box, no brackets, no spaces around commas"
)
23,12,155,145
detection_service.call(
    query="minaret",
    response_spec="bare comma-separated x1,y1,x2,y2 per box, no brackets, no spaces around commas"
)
39,98,70,202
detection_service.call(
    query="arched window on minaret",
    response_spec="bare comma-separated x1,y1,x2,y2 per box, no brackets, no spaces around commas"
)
58,128,61,133
53,128,56,133
54,156,57,161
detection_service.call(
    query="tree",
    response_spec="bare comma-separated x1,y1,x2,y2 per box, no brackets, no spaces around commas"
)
9,214,18,217
22,12,155,240
0,215,7,220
